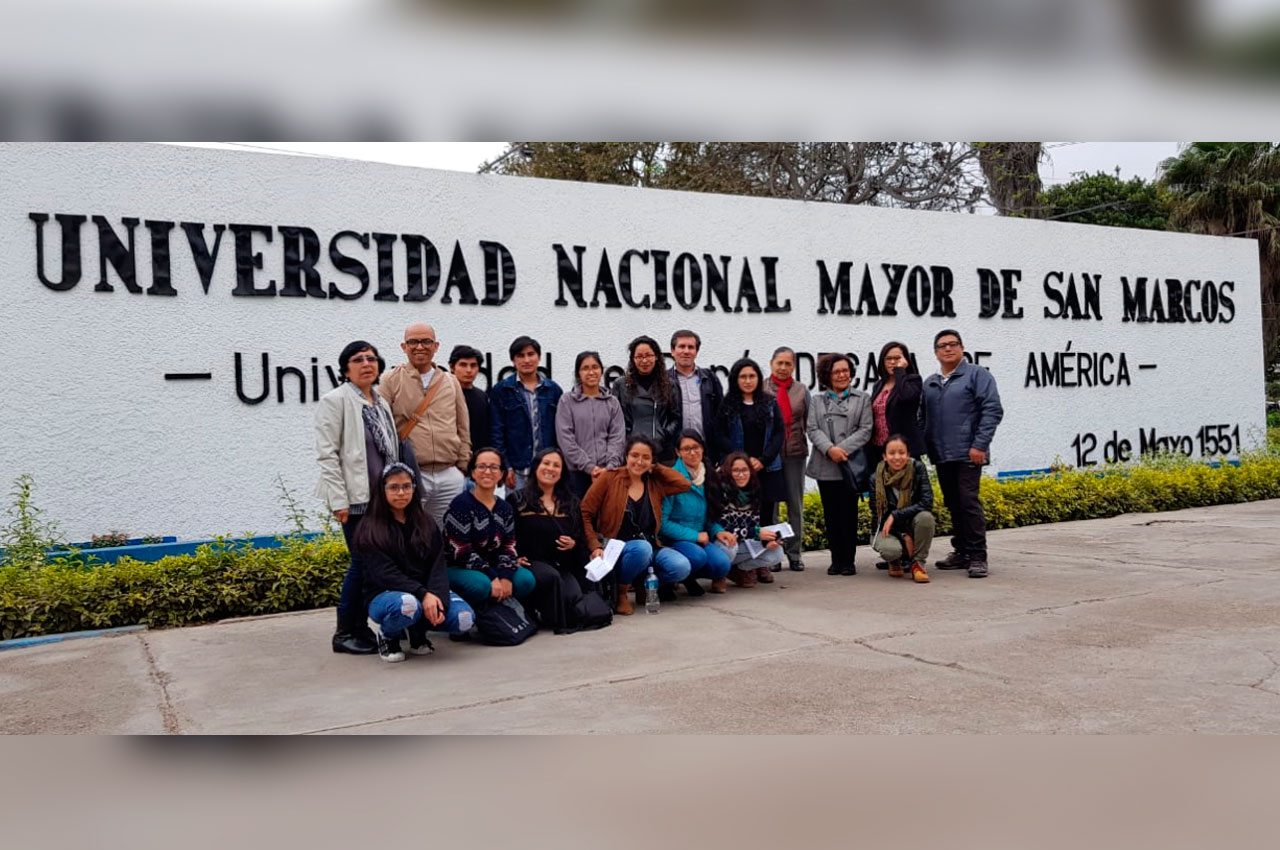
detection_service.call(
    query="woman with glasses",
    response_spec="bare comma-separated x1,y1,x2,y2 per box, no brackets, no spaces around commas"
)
709,451,784,587
806,353,873,576
659,430,735,596
442,448,537,610
581,435,693,614
555,350,626,498
711,358,786,570
611,335,681,465
866,340,926,476
315,340,424,656
353,463,477,663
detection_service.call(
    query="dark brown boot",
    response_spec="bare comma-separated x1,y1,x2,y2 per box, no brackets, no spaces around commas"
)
616,584,634,615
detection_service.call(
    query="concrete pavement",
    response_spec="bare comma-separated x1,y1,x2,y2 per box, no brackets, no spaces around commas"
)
3,500,1279,733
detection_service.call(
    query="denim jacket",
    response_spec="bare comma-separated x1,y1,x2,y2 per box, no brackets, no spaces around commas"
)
489,375,563,471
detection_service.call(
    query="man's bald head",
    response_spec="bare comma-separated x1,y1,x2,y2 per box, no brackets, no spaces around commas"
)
401,323,439,370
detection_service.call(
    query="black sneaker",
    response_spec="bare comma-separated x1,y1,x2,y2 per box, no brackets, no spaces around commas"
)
875,560,890,571
967,560,988,579
377,634,406,663
406,622,435,656
935,551,968,570
682,577,706,597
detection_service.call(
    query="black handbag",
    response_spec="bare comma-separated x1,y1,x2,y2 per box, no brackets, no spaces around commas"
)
475,597,538,646
840,449,871,494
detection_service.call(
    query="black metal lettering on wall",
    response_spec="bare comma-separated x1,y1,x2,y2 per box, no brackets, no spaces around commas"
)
28,212,1237,327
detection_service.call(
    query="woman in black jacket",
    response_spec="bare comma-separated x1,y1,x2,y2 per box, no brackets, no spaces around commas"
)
867,435,936,584
507,447,604,633
353,463,477,663
713,357,786,507
611,335,681,464
867,340,927,474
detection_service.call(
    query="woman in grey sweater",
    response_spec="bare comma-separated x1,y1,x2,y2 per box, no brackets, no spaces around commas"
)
805,353,873,576
555,351,626,498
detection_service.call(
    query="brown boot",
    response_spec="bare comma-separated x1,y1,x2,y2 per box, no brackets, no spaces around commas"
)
756,567,774,584
616,584,634,615
709,577,728,593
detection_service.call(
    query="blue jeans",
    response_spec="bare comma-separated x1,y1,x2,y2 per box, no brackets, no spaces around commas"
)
367,590,475,640
668,540,732,580
613,539,692,586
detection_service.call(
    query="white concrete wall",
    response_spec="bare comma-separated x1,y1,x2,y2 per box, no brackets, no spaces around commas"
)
0,143,1265,540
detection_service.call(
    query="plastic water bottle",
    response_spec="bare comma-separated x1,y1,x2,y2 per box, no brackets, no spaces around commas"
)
645,566,660,614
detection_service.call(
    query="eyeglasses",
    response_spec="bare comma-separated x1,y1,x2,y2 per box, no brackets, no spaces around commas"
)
633,353,657,361
348,355,379,365
580,364,602,373
404,338,437,348
679,445,703,453
474,463,503,472
385,483,415,493
935,341,961,350
830,368,851,377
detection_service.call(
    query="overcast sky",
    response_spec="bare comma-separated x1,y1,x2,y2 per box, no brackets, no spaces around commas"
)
178,142,1186,185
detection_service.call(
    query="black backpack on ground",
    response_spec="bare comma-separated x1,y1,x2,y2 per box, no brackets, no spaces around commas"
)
475,598,538,646
569,589,613,632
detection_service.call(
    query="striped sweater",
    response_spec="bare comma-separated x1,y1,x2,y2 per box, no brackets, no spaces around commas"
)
443,490,519,580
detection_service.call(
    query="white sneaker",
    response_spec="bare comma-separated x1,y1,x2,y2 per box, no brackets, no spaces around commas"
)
377,634,405,663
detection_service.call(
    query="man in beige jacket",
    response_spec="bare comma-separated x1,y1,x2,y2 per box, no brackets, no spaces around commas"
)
380,323,471,525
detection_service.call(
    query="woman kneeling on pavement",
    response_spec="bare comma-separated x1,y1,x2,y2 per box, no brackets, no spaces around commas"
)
354,463,476,663
443,448,539,610
710,451,784,586
506,447,597,632
868,434,936,584
660,431,735,596
581,435,693,614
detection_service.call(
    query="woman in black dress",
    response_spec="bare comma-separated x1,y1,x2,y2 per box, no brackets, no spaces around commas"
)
507,447,595,632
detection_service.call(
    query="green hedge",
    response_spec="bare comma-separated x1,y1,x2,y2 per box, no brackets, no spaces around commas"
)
4,456,1280,640
0,537,347,640
794,454,1280,552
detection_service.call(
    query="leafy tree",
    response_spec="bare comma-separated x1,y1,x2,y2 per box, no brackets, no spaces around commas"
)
974,142,1044,217
1159,142,1280,371
488,142,987,211
1040,171,1170,230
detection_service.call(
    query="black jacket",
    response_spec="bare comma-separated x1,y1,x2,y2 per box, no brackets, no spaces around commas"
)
611,376,681,463
358,517,451,610
462,386,491,450
668,366,724,456
869,370,926,458
867,458,934,531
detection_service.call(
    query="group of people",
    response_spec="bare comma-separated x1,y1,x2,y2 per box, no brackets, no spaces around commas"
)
314,323,1004,662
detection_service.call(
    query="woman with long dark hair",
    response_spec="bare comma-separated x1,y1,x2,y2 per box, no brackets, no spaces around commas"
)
611,335,681,464
806,353,873,576
580,434,693,614
713,357,786,512
709,451,784,587
507,447,603,633
866,340,926,474
315,339,423,656
555,350,626,498
353,463,476,662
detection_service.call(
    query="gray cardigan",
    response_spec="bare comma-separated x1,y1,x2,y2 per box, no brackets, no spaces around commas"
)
554,387,626,473
805,389,873,481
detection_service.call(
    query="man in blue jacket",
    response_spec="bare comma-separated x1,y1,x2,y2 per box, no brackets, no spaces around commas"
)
490,336,563,490
921,329,1004,578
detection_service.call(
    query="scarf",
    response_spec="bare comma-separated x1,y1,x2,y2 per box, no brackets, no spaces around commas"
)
874,460,915,521
355,384,399,464
773,375,795,440
687,462,706,488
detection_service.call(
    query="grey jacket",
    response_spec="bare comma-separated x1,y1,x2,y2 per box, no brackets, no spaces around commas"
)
554,387,626,473
920,360,1004,465
805,389,873,481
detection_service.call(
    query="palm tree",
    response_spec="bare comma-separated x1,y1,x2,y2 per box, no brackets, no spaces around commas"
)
1160,142,1280,373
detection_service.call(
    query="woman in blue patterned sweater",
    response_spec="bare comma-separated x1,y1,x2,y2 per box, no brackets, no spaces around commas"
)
443,448,537,609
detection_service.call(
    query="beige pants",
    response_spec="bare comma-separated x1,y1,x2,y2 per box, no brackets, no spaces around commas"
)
871,511,936,565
